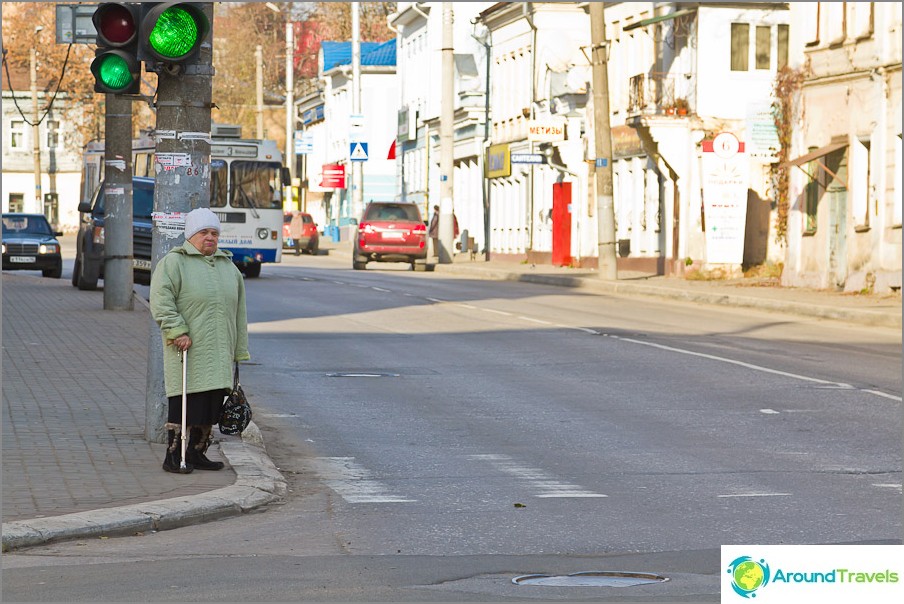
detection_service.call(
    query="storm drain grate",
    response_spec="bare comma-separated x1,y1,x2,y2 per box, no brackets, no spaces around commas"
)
512,571,669,587
326,372,400,378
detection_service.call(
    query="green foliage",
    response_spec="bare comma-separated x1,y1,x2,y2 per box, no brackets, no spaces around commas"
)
770,66,806,245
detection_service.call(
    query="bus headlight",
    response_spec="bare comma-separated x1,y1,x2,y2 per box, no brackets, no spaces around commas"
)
256,228,269,240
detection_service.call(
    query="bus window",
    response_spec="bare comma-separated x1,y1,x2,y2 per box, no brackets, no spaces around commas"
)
210,159,227,207
230,161,283,210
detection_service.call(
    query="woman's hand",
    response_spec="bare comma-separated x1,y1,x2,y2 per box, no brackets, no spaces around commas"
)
171,334,192,352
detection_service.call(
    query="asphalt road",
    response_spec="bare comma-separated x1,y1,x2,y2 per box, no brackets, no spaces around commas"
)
3,251,900,602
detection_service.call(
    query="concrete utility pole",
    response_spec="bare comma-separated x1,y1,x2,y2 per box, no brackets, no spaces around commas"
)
102,93,134,311
285,18,294,183
590,2,617,280
255,44,264,139
145,4,214,444
438,2,455,264
351,2,364,221
30,45,42,210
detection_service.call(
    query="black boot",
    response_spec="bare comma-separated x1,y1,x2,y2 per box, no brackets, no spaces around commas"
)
187,425,225,471
162,426,193,474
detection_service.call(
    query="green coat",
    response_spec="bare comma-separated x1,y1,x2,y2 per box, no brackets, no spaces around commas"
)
150,241,251,398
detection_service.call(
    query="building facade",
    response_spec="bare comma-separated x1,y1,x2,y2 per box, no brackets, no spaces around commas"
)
783,1,902,293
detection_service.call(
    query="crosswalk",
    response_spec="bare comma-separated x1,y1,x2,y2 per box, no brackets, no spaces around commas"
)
306,453,606,504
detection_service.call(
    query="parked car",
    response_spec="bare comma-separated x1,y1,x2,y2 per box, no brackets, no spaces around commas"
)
352,202,430,270
1,213,63,278
282,211,320,254
73,177,154,290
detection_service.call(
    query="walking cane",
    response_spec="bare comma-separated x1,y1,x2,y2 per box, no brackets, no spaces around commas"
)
180,349,188,471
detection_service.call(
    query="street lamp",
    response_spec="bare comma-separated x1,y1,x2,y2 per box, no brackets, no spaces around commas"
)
31,25,44,212
266,2,295,193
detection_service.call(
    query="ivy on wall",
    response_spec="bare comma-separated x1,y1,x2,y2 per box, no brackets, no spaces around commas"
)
770,66,806,244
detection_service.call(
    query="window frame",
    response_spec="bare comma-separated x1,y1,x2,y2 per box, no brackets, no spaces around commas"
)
9,120,25,149
730,23,750,72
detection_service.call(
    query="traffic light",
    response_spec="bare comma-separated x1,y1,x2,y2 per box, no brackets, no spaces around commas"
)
90,3,141,94
138,3,210,73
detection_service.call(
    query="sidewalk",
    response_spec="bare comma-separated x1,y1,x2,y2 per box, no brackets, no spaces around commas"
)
2,248,899,552
330,239,901,329
1,274,286,552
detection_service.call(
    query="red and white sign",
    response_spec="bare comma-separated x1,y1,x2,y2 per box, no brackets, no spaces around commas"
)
320,163,346,189
701,132,749,265
527,118,566,142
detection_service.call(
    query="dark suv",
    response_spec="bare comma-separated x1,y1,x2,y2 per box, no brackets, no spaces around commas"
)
73,177,154,290
352,202,430,270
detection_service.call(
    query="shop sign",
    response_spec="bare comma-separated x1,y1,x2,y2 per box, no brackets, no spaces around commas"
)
320,163,346,188
486,143,511,178
528,118,566,142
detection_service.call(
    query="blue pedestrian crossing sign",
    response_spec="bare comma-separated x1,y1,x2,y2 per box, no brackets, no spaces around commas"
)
350,142,369,161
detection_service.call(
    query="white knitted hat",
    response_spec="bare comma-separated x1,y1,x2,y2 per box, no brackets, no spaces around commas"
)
184,208,221,239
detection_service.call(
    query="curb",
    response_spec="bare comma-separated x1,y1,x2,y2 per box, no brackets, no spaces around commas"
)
1,422,286,553
430,264,902,330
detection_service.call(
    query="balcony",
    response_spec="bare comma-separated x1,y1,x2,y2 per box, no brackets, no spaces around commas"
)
628,72,695,117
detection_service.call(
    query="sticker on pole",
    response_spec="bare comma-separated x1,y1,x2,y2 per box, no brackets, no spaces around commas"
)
155,153,192,168
152,212,187,238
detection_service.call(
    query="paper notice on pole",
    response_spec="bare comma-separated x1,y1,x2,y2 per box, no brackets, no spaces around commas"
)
105,159,127,172
105,186,125,196
152,212,187,238
154,130,177,140
178,131,211,141
155,153,192,167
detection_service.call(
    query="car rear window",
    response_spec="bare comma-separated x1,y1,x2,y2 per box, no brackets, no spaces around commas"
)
365,204,421,222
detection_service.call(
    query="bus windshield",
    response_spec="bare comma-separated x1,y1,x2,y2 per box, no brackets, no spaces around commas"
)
229,161,283,210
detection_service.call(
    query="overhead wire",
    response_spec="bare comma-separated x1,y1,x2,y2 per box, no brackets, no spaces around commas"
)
2,42,75,127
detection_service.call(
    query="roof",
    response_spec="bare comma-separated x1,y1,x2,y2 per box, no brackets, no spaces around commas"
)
321,39,396,73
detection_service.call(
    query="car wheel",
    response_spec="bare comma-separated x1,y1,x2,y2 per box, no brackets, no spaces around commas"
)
243,261,262,278
307,241,319,255
352,260,367,270
76,254,99,291
43,262,63,279
71,256,81,286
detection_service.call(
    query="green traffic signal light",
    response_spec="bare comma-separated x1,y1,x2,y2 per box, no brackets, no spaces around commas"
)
147,5,199,59
95,53,133,90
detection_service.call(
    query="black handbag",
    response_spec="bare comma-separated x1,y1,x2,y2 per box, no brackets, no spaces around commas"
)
219,363,252,435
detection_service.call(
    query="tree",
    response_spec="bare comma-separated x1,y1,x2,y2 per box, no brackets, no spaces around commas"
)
1,2,156,153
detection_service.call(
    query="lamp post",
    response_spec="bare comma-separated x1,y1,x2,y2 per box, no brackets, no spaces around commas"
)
471,19,491,261
30,26,44,211
265,2,295,188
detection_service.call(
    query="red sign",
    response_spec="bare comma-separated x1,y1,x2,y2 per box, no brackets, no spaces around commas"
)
320,163,346,188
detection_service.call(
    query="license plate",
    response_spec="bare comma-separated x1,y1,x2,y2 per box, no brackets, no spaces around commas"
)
382,231,404,240
133,259,152,270
10,256,36,263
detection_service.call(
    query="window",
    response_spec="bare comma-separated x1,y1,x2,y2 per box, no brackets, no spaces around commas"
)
8,193,24,213
777,24,790,69
10,120,25,149
756,26,771,69
730,23,749,71
804,160,819,234
803,3,820,46
848,2,874,39
850,138,871,229
46,120,60,148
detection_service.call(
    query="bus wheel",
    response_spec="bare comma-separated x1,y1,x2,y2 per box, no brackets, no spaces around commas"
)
243,261,262,278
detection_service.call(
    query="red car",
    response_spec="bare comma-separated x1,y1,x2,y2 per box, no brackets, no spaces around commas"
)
283,212,320,255
352,202,429,270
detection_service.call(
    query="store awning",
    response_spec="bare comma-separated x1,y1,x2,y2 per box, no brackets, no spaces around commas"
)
785,141,848,186
623,8,696,31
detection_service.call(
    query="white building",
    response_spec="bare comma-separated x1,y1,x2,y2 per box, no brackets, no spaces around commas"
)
312,39,399,239
2,66,83,232
389,1,495,254
782,2,902,293
605,2,791,275
476,1,592,263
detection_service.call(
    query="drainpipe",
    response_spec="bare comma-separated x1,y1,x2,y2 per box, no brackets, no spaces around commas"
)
524,3,537,252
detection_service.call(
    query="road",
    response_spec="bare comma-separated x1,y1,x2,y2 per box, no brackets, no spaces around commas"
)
3,248,901,602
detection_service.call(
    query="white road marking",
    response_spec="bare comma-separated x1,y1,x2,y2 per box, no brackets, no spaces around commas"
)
861,389,903,402
519,316,553,325
371,287,390,292
872,483,903,492
614,336,853,388
482,308,512,316
307,457,415,503
760,408,780,414
426,297,443,303
717,493,792,498
469,454,607,498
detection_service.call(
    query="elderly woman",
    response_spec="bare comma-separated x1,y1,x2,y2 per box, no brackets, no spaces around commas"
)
150,207,251,473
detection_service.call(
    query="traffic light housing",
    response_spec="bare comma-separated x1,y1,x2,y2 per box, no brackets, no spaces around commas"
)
138,3,210,73
90,3,141,94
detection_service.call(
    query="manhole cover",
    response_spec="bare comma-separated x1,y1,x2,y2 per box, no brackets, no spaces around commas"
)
326,372,399,378
513,571,669,587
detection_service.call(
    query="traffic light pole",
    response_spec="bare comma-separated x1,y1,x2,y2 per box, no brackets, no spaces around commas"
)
103,92,135,311
145,3,214,443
